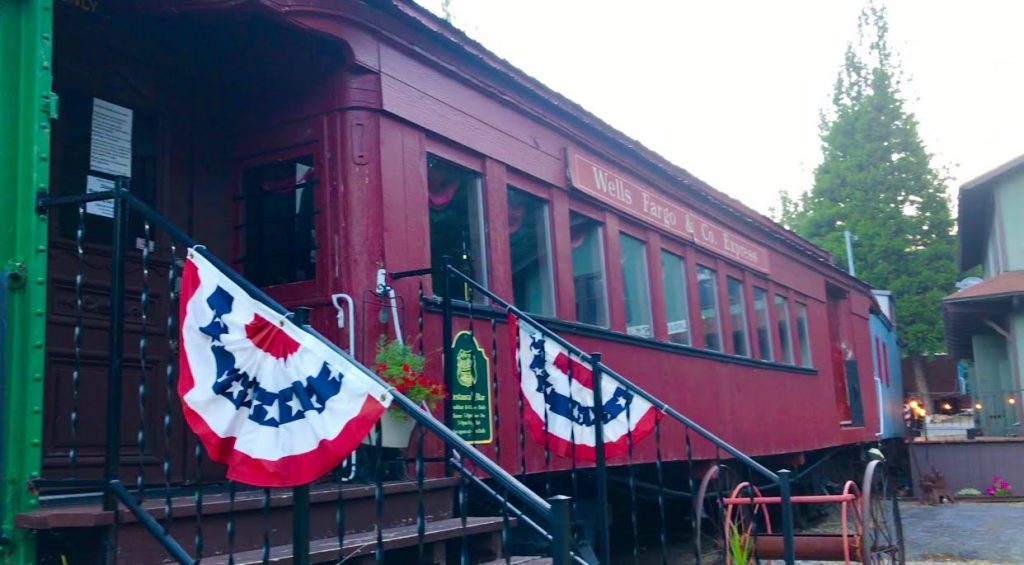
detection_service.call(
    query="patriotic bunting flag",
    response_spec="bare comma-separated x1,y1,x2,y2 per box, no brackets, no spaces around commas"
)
509,312,659,461
179,250,391,487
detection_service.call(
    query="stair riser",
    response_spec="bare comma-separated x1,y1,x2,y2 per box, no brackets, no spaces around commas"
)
110,488,453,563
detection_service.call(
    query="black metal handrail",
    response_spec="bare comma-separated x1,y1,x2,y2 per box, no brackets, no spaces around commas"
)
123,188,553,518
109,480,196,565
449,457,590,565
443,266,779,479
433,263,798,564
37,186,572,565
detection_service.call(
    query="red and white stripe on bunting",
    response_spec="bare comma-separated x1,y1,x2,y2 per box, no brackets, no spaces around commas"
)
179,249,392,487
509,312,659,461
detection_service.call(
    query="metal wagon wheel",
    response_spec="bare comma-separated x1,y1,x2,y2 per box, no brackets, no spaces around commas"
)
723,482,774,565
694,465,734,564
695,466,773,564
859,459,906,564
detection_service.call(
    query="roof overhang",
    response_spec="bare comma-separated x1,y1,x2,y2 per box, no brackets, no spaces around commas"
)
943,271,1024,358
959,154,1024,270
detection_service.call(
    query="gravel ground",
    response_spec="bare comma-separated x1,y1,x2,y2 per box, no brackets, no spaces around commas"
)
896,501,1024,564
623,500,1024,563
795,501,1024,565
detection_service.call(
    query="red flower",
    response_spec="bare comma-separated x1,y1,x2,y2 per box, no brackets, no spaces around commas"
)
402,363,411,373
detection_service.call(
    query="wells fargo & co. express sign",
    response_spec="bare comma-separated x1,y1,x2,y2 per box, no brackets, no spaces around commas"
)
567,149,771,273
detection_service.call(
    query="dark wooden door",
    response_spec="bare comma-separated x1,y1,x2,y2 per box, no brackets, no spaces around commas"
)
41,8,196,486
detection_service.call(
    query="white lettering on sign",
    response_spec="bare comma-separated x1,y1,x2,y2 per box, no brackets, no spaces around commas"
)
591,166,633,205
567,148,770,273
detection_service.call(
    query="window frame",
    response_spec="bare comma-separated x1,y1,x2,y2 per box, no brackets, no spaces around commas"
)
795,301,813,368
726,276,751,357
775,293,795,365
426,152,489,301
568,209,610,328
752,285,774,362
234,143,326,296
618,230,654,338
696,264,724,352
659,248,693,346
507,184,557,317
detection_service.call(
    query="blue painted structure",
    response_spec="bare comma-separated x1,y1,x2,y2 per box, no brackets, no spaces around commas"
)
870,312,904,439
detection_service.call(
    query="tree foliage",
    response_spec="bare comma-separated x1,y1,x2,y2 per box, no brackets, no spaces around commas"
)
778,3,956,356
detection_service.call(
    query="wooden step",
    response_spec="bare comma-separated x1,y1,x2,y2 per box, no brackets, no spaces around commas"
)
23,479,460,564
202,516,515,565
18,478,457,529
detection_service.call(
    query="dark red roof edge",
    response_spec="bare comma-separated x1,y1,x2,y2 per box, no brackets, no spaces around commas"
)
383,1,866,284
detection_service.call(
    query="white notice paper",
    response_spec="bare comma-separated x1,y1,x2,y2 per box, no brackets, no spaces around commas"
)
86,176,115,218
89,98,133,177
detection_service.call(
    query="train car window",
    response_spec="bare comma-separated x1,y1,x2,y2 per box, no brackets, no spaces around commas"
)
428,155,487,301
776,295,795,364
507,187,555,316
796,302,813,368
753,287,774,361
697,266,722,351
660,251,691,345
239,155,317,287
727,277,751,357
620,234,653,338
570,212,609,327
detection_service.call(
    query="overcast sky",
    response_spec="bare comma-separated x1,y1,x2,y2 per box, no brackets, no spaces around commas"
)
415,0,1024,216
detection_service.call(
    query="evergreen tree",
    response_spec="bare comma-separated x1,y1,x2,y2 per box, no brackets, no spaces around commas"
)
778,3,957,392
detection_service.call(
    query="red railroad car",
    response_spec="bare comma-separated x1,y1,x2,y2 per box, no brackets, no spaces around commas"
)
40,0,880,506
13,0,889,562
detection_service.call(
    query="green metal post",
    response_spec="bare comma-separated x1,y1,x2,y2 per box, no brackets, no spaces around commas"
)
0,0,55,564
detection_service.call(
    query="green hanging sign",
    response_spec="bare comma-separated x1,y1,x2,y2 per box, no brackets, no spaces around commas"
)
450,331,493,444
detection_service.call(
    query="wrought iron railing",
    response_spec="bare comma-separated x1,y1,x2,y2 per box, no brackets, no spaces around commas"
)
911,388,1020,438
35,181,577,565
411,262,798,565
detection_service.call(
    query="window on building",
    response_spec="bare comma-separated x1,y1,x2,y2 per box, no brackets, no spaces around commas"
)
240,155,317,287
660,251,691,345
796,302,813,368
753,287,773,361
508,187,555,316
776,295,794,364
428,155,486,301
620,234,653,337
571,213,609,327
697,266,722,351
727,277,750,357
881,341,890,385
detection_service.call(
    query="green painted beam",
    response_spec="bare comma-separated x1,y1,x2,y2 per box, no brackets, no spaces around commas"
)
0,0,54,563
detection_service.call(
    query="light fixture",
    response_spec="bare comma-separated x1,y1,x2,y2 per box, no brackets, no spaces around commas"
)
976,403,984,411
909,400,919,409
942,403,952,411
1010,397,1017,405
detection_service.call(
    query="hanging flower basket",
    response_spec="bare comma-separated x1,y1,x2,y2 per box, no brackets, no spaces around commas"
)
364,413,419,448
363,337,446,449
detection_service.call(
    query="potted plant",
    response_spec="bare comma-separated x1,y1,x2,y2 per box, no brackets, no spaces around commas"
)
366,337,446,448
